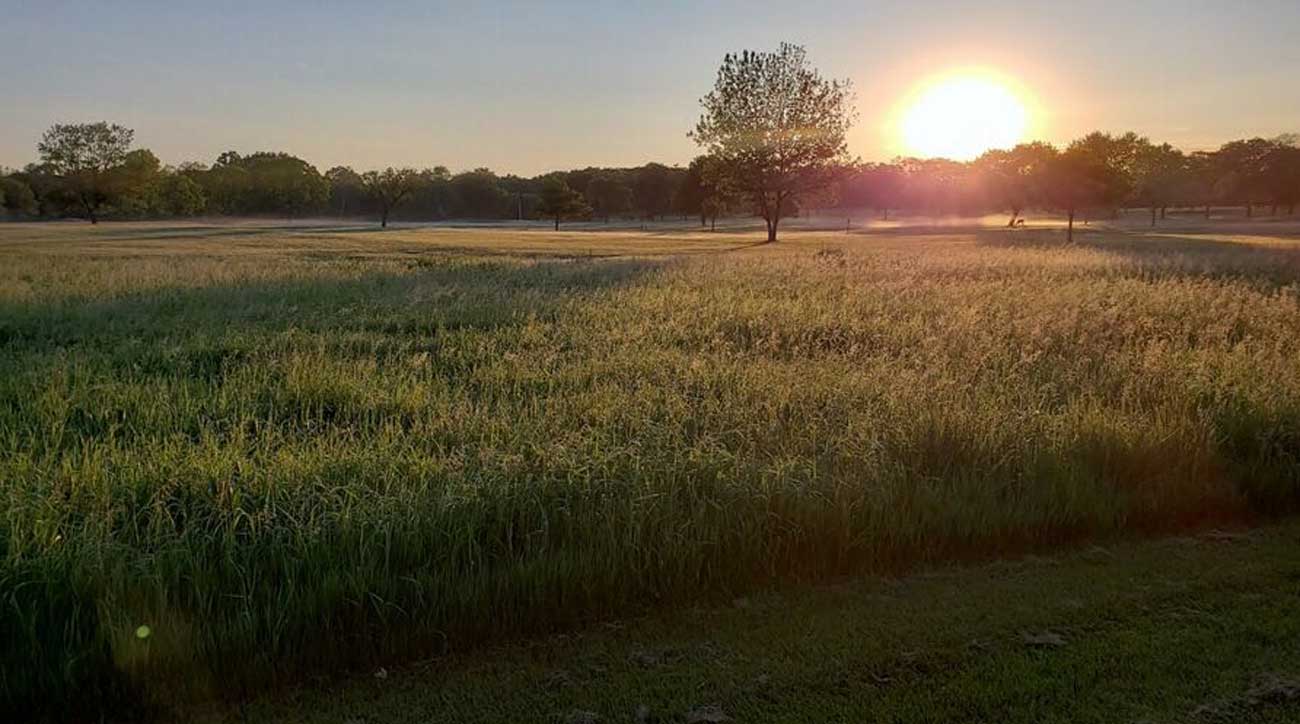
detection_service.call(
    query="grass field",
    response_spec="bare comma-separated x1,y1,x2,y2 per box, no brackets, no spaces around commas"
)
3,218,1300,718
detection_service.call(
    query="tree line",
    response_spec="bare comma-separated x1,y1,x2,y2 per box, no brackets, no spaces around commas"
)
0,122,702,227
4,51,1297,242
837,133,1300,237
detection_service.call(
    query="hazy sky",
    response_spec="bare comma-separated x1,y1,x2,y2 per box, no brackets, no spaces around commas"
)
3,0,1298,175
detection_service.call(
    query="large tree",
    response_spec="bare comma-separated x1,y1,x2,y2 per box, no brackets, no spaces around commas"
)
36,122,136,223
361,167,420,228
691,43,855,242
535,175,590,230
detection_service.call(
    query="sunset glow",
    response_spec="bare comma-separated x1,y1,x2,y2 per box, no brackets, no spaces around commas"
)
899,72,1031,160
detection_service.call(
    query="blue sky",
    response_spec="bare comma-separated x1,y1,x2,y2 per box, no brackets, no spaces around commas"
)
2,0,1298,174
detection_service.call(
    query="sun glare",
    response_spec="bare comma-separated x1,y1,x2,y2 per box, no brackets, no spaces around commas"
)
899,72,1030,160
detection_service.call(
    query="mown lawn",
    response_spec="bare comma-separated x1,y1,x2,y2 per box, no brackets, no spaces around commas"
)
3,220,1299,718
222,521,1300,724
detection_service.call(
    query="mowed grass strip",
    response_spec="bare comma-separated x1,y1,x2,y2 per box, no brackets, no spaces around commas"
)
221,522,1300,724
2,222,1299,717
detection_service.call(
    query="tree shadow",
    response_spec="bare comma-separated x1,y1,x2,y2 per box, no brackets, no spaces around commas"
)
974,226,1300,287
0,255,664,372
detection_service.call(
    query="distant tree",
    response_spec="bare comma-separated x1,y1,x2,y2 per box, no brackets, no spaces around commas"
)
974,142,1055,227
246,153,328,218
1261,139,1300,216
325,166,367,216
535,175,590,230
0,174,38,218
1211,138,1274,217
196,153,248,214
844,162,905,220
111,149,165,216
1184,151,1220,218
451,168,509,218
361,167,420,228
1130,140,1187,226
151,171,206,217
897,157,972,216
691,43,856,242
195,151,326,217
675,159,707,224
585,174,633,222
1065,131,1142,217
633,163,675,220
410,166,454,219
1041,144,1109,243
36,122,136,223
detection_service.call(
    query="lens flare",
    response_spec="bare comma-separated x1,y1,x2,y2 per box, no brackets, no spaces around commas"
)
899,72,1031,160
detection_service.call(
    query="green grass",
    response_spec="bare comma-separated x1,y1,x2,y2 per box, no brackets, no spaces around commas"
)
3,220,1300,718
220,521,1300,724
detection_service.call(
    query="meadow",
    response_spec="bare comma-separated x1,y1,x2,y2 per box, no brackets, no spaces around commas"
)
3,217,1300,717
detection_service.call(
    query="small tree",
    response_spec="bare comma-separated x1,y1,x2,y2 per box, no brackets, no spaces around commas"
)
37,122,136,223
692,43,856,242
361,167,420,228
536,175,590,230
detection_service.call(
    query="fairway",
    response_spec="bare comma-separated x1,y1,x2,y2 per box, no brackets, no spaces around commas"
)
4,220,1300,716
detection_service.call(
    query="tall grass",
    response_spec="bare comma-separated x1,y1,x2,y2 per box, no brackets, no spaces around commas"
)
2,224,1299,717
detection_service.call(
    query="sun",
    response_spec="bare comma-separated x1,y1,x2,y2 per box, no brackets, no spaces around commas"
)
899,72,1030,160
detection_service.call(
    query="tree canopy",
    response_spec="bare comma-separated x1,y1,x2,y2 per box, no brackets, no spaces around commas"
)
535,175,591,230
361,167,420,228
692,43,856,241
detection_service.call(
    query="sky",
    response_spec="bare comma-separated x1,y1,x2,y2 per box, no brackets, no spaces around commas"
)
2,0,1299,175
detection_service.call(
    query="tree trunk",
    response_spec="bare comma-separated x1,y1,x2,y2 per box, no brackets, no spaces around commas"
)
765,215,778,243
554,216,560,231
1150,206,1157,227
1160,206,1167,220
1067,209,1075,243
1205,204,1211,219
882,207,889,221
381,207,389,228
710,215,716,232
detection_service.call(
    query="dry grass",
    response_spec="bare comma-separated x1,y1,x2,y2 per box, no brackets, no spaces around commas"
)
3,219,1300,717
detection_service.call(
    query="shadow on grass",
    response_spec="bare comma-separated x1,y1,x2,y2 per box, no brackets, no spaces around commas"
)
973,227,1300,286
0,255,663,349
